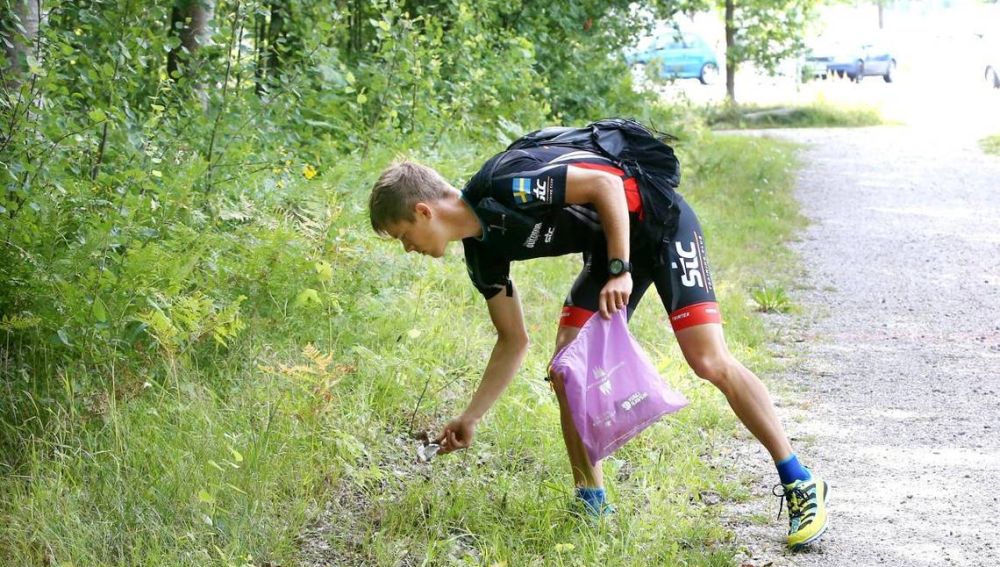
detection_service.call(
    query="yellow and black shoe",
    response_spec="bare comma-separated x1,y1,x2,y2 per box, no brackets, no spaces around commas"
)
774,476,829,550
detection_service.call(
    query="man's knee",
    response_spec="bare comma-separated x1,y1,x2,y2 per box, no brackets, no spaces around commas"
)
549,326,581,401
548,353,573,401
688,353,738,388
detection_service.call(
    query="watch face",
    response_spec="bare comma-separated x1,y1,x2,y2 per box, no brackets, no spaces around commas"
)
609,259,624,275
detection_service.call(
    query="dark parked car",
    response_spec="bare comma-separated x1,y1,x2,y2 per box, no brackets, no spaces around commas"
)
803,40,896,83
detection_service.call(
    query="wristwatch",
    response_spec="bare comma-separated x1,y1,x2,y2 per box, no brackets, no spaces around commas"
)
608,258,632,277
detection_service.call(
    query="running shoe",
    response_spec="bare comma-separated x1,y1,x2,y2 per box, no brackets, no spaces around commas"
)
774,475,829,550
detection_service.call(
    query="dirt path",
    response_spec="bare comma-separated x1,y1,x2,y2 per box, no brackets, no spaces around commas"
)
724,125,1000,566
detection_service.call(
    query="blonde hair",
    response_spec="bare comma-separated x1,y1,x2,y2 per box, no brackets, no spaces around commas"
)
369,160,453,235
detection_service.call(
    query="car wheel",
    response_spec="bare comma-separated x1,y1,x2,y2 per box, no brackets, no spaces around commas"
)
699,62,719,85
987,66,1000,89
852,61,865,83
883,60,896,83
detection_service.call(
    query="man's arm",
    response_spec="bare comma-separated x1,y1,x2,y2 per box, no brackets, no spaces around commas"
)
438,284,530,452
464,286,530,420
565,166,633,318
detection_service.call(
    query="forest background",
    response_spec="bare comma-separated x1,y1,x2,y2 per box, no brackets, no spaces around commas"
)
2,1,844,565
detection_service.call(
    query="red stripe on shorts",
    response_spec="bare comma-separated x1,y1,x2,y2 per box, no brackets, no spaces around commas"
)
559,306,594,328
669,301,723,332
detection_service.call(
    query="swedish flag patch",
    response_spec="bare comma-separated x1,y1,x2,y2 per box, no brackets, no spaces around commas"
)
511,178,534,203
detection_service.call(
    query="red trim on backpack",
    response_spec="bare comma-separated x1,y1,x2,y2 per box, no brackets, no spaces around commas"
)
559,306,594,329
669,302,723,332
571,162,644,219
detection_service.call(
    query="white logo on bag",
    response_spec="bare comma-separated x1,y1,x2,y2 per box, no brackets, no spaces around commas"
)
621,391,648,412
591,410,617,428
590,362,625,396
544,227,556,243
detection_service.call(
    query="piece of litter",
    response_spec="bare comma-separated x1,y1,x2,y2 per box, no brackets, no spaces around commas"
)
417,443,440,463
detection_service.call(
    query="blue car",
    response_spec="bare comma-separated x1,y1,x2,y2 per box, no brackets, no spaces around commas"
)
806,41,896,83
627,31,720,85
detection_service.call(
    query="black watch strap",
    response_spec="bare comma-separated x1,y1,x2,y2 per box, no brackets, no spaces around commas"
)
608,258,631,276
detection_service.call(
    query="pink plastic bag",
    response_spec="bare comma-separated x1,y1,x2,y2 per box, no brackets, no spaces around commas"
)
549,310,688,465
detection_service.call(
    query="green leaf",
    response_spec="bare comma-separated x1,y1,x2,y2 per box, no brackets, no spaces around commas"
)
89,109,107,123
26,55,45,76
294,288,321,308
56,329,72,347
314,261,333,282
197,490,215,505
229,447,243,463
92,298,108,323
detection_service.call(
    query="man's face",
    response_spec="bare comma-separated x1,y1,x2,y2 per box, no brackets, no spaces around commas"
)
386,204,446,258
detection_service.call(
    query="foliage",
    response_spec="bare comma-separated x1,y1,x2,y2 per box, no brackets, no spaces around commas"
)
664,0,821,101
751,284,794,313
980,134,1000,155
2,0,808,564
724,0,817,75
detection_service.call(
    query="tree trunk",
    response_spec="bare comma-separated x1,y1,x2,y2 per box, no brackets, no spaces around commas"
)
724,0,736,103
254,8,266,95
266,0,286,79
877,1,884,30
2,0,41,93
167,0,215,109
349,0,365,57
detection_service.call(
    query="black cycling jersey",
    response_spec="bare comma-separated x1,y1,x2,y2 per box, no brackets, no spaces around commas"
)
461,145,721,332
461,146,643,298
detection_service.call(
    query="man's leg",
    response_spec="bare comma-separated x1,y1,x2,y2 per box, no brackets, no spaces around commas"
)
675,321,828,548
673,322,792,461
550,246,653,514
549,324,604,489
656,197,827,548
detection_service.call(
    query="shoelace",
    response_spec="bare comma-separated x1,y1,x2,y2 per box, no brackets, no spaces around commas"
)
772,482,811,521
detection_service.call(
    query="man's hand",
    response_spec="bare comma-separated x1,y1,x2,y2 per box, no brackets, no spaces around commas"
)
599,272,632,319
436,415,479,454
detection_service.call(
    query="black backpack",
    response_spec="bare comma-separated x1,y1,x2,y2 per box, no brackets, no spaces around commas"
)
506,117,682,241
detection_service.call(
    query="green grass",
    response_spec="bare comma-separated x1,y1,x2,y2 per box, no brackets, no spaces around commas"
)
980,135,1000,155
751,285,794,314
705,101,884,130
0,131,803,565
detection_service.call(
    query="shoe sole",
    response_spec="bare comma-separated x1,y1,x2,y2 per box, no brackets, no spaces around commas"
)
789,480,830,551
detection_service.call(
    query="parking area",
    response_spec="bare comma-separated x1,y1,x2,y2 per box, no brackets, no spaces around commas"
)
643,51,1000,136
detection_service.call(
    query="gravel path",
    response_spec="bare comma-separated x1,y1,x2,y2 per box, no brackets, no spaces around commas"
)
724,125,1000,567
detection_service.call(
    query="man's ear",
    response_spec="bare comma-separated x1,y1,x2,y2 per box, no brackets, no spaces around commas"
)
414,202,432,219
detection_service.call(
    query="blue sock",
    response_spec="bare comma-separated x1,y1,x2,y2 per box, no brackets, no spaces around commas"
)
574,486,608,515
775,454,812,485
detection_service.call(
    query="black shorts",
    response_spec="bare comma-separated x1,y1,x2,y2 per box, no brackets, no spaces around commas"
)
559,197,722,331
